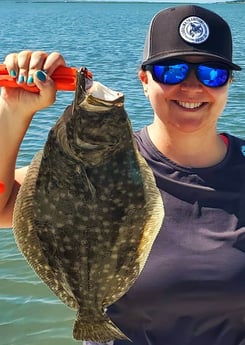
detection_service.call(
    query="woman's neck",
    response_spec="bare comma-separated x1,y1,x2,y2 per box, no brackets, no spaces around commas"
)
147,122,228,168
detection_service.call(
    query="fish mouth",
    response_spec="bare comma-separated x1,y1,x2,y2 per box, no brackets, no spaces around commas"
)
175,100,205,110
74,68,124,112
76,81,124,113
89,81,123,102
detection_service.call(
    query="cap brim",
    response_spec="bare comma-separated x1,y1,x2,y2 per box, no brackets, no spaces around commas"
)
142,51,242,71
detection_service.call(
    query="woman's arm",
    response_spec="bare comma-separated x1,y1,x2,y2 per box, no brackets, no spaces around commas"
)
0,50,66,228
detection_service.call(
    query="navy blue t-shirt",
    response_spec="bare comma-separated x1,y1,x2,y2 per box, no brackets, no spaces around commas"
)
87,128,245,345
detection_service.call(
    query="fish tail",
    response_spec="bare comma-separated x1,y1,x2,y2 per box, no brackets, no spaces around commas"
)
73,314,130,342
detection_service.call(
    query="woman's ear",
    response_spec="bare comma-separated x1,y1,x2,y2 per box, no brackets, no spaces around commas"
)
138,69,149,97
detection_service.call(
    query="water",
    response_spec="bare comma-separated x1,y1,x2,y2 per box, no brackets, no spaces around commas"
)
0,2,245,344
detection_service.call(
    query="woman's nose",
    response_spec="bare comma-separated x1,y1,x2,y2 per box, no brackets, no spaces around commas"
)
179,69,203,91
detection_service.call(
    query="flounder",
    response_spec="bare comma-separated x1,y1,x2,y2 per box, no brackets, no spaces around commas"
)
13,67,164,342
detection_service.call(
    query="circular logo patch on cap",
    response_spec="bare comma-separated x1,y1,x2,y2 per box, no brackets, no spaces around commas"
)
179,16,209,44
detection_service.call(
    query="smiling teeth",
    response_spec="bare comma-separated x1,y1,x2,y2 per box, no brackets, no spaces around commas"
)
177,101,202,109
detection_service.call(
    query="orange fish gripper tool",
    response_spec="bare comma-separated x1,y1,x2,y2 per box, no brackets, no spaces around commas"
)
0,181,5,193
0,64,93,93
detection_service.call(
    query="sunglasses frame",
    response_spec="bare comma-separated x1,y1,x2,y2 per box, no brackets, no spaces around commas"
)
143,60,231,88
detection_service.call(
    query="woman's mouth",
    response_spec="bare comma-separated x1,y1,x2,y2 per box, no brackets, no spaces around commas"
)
175,100,204,109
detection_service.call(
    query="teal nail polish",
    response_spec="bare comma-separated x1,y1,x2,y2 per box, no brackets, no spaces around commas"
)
27,75,34,84
10,70,16,77
18,75,25,83
36,70,47,82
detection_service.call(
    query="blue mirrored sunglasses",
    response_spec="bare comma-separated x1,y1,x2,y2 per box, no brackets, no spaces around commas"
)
144,60,231,88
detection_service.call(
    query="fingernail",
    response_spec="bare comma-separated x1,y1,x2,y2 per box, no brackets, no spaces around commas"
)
10,70,16,77
36,70,47,82
27,75,34,84
18,75,25,83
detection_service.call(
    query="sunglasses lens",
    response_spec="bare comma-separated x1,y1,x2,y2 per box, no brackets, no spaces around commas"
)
197,64,229,87
153,63,189,85
148,61,230,88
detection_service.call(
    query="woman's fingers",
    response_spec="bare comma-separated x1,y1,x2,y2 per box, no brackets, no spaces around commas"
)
41,51,66,76
3,50,66,84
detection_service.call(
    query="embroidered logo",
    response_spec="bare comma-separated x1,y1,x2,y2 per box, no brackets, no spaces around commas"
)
241,145,245,156
179,16,209,44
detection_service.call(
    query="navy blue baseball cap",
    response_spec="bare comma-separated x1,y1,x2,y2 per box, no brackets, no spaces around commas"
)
142,5,241,70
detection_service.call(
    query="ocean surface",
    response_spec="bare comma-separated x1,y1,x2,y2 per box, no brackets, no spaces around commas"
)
1,1,245,344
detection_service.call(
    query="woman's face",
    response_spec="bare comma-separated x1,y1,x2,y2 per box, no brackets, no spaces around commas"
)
139,56,231,134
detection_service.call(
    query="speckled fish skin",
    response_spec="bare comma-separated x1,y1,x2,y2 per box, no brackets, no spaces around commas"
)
13,68,164,343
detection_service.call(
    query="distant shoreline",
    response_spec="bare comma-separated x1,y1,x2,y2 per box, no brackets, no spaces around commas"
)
14,1,213,3
12,0,245,3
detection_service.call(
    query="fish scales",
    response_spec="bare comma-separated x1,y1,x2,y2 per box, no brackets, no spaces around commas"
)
13,67,164,342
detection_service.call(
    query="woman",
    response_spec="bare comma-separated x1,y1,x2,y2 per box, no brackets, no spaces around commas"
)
1,4,245,345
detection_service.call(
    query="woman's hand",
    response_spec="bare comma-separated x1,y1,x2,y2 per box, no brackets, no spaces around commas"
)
1,50,66,118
